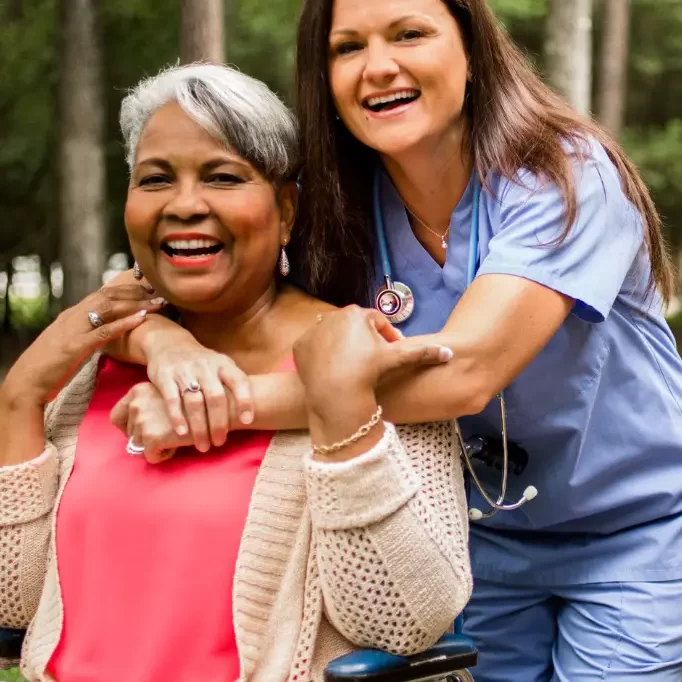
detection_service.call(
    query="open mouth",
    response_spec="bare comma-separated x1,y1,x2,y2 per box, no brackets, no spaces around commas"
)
363,89,421,113
160,237,224,259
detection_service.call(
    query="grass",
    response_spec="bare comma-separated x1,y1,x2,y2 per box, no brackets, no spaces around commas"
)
0,669,25,681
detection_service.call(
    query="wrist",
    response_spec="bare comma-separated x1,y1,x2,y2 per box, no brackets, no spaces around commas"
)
308,390,380,458
0,371,48,412
140,323,193,361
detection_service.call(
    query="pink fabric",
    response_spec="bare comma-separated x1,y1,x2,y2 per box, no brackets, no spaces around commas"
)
48,358,279,682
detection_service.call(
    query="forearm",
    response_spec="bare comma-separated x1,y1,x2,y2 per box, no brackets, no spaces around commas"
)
243,347,483,433
0,378,47,467
105,313,189,366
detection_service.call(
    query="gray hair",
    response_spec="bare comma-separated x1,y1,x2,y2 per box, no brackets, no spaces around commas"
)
120,63,299,182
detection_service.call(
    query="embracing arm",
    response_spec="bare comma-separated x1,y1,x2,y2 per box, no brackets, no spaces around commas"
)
0,286,157,627
294,311,471,654
120,274,570,435
242,275,571,430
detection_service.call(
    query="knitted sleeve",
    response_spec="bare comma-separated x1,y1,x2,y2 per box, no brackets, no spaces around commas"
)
304,421,472,656
0,447,59,628
0,354,98,629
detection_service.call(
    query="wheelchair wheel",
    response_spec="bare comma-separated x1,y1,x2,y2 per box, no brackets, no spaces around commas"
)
449,671,474,682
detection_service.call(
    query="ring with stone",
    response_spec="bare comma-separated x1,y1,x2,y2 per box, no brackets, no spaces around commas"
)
87,310,104,329
183,380,202,394
126,437,146,456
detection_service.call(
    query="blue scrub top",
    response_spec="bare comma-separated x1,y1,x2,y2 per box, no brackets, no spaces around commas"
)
372,140,682,585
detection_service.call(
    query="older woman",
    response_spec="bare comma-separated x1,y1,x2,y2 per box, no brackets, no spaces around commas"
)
0,64,471,682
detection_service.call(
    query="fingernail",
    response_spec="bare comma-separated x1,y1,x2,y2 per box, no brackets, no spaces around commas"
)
240,411,254,425
136,309,148,318
438,347,454,362
150,297,166,305
176,425,188,436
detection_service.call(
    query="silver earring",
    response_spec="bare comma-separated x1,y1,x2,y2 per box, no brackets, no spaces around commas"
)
278,246,290,277
133,261,143,280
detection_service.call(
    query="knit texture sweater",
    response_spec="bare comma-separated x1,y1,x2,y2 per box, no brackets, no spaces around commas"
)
0,356,472,682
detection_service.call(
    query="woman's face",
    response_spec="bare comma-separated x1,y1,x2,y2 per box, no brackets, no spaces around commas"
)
328,0,469,159
125,102,295,313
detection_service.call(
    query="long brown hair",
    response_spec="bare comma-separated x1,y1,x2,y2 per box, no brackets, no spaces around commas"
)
292,0,675,307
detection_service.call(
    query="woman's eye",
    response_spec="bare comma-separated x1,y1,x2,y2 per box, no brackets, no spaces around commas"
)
397,29,424,42
206,173,244,185
138,175,170,187
333,41,363,56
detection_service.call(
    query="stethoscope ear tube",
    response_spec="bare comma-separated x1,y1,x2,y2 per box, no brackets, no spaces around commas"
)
373,168,539,519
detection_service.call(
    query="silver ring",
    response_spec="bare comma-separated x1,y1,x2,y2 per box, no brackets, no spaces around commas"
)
126,437,145,456
183,380,202,395
87,310,104,329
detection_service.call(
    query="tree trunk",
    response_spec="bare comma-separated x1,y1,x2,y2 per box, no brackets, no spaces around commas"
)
597,0,630,138
180,0,225,64
545,0,594,115
58,0,106,308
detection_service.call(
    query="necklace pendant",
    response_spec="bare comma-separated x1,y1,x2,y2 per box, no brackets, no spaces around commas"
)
441,238,448,250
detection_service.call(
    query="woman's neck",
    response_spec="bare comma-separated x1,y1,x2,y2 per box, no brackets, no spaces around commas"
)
381,132,473,233
178,284,313,374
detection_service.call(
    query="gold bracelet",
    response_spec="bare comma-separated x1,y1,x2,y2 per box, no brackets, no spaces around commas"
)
312,406,383,456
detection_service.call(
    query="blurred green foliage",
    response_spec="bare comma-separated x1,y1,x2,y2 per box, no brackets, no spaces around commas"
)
0,0,681,270
0,668,25,681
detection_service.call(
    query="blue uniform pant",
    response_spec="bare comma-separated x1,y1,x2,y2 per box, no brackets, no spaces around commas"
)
464,578,682,681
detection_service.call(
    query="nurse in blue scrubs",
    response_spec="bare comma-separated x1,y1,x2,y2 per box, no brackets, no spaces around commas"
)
107,0,682,679
291,0,682,680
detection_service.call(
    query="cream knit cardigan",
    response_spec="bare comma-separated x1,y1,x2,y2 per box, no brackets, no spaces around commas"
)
0,356,472,682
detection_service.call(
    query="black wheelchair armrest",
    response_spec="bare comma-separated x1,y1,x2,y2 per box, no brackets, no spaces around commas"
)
324,633,478,682
0,627,25,659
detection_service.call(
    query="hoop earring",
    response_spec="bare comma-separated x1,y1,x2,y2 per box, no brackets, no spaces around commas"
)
133,262,143,280
278,246,290,277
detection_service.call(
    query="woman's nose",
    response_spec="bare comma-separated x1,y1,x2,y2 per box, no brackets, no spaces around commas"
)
163,183,210,221
363,39,400,83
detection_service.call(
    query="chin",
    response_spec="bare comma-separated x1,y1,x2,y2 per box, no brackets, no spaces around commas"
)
370,132,432,159
158,280,228,311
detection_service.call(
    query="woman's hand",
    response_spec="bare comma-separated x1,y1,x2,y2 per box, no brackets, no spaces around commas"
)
140,331,253,450
293,306,453,459
294,306,452,407
1,285,163,409
110,382,194,463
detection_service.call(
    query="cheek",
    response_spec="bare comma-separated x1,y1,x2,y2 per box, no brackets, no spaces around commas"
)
124,195,155,244
329,63,355,115
219,194,280,242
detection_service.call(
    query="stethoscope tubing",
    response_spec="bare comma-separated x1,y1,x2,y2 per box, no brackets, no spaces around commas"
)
373,169,537,519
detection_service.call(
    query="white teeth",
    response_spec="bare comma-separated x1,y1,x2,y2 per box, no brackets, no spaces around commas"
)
166,238,220,250
366,90,420,108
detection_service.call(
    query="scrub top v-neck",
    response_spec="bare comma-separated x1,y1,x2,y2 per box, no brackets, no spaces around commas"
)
370,139,682,587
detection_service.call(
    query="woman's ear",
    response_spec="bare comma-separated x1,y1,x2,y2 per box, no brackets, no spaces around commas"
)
276,180,298,244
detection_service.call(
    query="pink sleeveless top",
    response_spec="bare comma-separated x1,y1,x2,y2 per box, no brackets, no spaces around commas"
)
48,358,279,682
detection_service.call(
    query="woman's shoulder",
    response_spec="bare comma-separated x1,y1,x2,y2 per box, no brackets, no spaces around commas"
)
490,137,626,211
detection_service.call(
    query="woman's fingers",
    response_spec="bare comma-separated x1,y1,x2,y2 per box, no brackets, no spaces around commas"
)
195,367,230,447
83,309,150,352
217,359,253,426
154,367,190,437
368,309,404,343
111,391,133,434
379,340,453,375
175,373,211,453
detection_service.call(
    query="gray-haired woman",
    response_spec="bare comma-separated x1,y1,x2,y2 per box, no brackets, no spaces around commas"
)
0,63,471,682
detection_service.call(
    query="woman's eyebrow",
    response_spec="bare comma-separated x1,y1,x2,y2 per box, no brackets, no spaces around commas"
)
330,14,432,37
135,157,173,171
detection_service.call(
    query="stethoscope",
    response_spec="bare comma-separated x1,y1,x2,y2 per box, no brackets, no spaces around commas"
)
372,171,538,521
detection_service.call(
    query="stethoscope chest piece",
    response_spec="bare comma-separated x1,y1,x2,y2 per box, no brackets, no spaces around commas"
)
375,276,414,324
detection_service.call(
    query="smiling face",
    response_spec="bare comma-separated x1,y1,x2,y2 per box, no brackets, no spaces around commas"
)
125,102,296,313
328,0,469,159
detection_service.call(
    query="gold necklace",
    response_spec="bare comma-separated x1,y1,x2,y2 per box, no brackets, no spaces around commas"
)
405,206,450,250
